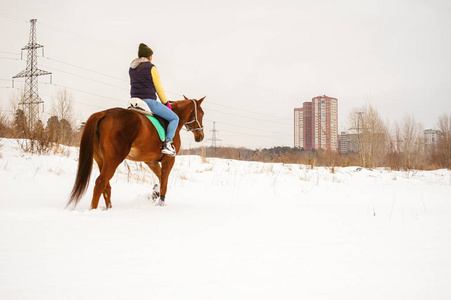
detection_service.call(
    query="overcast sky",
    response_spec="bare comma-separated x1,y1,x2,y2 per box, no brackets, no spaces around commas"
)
1,0,450,149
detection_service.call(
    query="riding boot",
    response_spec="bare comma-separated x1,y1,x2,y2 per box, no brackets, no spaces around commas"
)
161,139,176,156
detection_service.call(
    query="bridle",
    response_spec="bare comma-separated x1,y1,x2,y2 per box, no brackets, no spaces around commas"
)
182,99,204,132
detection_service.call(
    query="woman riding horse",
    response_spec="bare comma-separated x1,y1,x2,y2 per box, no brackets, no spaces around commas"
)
68,43,205,209
68,97,205,209
129,43,179,156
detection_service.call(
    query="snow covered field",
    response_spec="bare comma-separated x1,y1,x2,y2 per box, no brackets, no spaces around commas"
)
1,138,451,299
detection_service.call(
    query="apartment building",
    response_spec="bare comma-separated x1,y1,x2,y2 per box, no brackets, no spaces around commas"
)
294,95,338,151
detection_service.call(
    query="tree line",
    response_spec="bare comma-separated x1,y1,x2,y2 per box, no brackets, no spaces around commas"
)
1,92,450,170
347,104,450,170
0,89,81,153
182,104,451,170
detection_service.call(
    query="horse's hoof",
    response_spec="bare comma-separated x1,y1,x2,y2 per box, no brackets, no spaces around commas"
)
151,192,159,202
157,195,165,206
151,184,160,202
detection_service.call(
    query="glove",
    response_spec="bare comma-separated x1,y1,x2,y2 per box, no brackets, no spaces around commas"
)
165,102,172,110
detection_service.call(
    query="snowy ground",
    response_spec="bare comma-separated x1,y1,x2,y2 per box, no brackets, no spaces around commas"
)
1,138,451,299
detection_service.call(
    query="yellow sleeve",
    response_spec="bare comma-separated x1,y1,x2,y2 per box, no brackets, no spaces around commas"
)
151,66,169,104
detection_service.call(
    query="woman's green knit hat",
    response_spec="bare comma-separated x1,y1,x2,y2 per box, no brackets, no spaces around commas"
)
138,43,153,58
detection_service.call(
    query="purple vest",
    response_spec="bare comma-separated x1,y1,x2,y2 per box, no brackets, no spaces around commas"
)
129,62,157,100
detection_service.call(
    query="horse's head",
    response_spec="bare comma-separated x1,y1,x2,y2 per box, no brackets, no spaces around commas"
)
172,96,205,142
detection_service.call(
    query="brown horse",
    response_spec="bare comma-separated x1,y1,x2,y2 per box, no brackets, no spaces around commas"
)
68,96,205,209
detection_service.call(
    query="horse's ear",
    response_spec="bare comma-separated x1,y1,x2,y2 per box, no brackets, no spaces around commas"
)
183,95,189,100
198,96,206,104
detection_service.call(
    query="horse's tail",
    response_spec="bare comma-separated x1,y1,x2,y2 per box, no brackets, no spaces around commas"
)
68,111,105,208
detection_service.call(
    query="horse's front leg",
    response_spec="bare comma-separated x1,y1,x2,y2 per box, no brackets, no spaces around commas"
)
159,157,175,206
145,161,162,202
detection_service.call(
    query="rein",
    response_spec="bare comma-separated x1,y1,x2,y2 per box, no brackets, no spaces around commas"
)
182,99,204,132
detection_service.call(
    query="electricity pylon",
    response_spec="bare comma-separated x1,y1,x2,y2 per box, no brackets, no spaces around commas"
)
208,121,221,148
13,19,52,129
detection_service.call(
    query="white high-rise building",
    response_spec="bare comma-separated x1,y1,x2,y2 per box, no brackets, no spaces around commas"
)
424,129,440,148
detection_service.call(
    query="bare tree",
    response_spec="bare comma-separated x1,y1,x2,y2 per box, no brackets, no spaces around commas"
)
349,104,388,168
386,122,404,170
400,115,424,169
50,88,75,144
51,88,75,124
9,91,21,114
9,90,30,138
0,111,11,138
437,114,451,169
392,122,403,153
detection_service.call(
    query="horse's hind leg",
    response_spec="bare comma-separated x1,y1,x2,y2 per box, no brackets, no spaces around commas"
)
91,159,122,209
93,157,112,209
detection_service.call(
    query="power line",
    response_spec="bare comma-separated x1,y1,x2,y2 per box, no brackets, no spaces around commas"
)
39,63,129,91
3,55,185,99
38,91,109,110
44,82,126,104
22,82,293,139
40,56,186,99
213,120,292,137
205,101,292,121
0,16,294,147
0,57,21,61
2,78,125,106
39,81,291,133
2,50,291,125
11,78,285,130
0,14,29,23
1,18,292,123
205,106,292,126
38,21,131,55
202,117,290,139
0,51,20,56
5,77,292,139
41,56,128,82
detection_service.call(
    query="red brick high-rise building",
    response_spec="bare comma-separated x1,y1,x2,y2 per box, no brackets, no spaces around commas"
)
294,102,313,149
303,102,313,150
294,95,338,151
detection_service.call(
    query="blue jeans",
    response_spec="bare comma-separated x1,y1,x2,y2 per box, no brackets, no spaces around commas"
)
142,99,179,141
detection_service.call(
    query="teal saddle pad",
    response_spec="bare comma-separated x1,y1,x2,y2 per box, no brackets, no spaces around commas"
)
146,115,166,142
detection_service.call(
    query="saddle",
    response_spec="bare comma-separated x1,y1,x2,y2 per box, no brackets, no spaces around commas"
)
128,98,169,142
